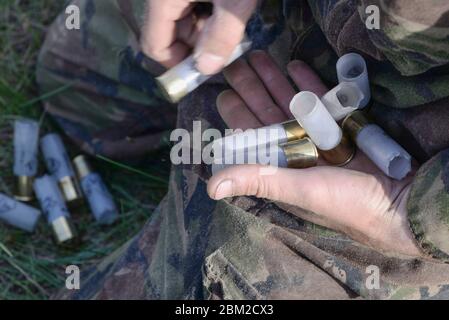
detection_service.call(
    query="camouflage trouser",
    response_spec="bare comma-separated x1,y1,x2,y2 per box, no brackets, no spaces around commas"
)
37,0,449,299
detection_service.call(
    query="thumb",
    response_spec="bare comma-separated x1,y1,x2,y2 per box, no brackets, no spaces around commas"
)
207,165,422,257
208,165,324,208
194,0,258,75
207,164,378,229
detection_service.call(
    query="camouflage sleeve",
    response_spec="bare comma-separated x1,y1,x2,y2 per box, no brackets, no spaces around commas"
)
407,149,449,262
358,0,449,109
360,0,449,77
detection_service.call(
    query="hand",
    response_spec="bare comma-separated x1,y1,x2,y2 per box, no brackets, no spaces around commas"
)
207,51,423,258
142,0,258,74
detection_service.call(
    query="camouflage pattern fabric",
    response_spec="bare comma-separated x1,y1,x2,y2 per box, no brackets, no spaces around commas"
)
36,0,449,299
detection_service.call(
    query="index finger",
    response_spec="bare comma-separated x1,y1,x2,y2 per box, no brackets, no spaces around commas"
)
224,59,288,125
248,51,296,117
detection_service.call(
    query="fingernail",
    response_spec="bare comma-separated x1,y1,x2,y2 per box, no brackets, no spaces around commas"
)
213,180,233,200
195,53,225,75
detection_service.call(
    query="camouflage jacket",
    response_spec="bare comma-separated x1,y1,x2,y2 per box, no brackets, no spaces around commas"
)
37,0,449,299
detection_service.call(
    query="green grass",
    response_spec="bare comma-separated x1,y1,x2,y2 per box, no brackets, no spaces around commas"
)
0,1,170,299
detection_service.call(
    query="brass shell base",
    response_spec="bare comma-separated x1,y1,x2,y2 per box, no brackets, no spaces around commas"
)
319,135,356,167
283,138,319,169
58,176,83,207
73,155,93,180
342,111,371,141
15,176,34,202
156,72,188,104
51,216,78,245
282,120,307,142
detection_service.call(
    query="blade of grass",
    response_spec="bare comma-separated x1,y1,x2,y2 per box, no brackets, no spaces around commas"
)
0,244,49,297
18,82,74,108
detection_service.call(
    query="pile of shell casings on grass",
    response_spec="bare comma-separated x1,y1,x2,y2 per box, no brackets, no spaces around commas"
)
0,124,118,246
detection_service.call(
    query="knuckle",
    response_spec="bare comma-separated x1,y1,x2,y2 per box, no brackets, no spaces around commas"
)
263,104,280,115
141,41,156,57
368,174,391,197
243,173,264,198
232,73,256,89
141,40,160,59
244,174,277,200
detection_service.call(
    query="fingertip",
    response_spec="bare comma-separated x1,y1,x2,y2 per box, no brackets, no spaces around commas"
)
212,179,234,200
207,177,219,199
287,60,307,75
207,168,232,200
217,89,234,103
215,89,262,130
209,165,254,200
216,90,236,114
248,50,269,64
